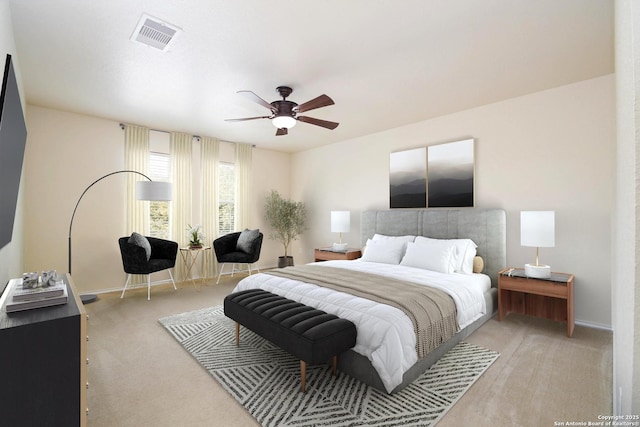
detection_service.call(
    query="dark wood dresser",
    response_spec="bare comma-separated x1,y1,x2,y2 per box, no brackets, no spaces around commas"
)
0,274,87,426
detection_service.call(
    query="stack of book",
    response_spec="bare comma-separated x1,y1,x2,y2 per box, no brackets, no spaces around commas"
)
4,277,68,313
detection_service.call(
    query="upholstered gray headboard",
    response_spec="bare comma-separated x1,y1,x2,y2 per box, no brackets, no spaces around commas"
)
361,208,506,286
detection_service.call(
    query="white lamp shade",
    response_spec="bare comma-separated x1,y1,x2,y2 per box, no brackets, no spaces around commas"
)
331,211,350,233
521,211,555,247
272,115,297,129
136,181,173,201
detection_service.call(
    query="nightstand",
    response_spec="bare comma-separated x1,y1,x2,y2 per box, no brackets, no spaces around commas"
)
498,268,575,337
314,248,361,262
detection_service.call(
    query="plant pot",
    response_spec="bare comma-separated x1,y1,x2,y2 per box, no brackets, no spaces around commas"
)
189,245,202,249
278,256,294,268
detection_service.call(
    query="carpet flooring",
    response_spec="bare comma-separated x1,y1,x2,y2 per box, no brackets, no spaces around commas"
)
160,305,499,427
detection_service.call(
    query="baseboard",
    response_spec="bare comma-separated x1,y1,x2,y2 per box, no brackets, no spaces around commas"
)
84,278,181,296
575,319,612,332
84,265,282,296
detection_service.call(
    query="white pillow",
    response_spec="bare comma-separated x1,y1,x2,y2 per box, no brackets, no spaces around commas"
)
414,236,477,274
400,241,455,274
460,243,478,274
413,237,458,272
360,238,407,264
372,233,416,244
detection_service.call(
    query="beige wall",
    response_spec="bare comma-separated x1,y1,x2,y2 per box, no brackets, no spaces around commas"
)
24,107,125,293
0,0,25,286
23,105,290,294
292,75,615,329
250,147,292,266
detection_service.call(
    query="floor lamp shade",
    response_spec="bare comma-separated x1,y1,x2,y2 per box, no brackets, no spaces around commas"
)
136,181,172,201
331,211,350,251
521,211,555,278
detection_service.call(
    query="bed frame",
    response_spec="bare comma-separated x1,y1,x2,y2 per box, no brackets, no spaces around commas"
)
336,208,506,394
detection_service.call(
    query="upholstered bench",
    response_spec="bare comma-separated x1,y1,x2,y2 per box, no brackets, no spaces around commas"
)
223,289,357,393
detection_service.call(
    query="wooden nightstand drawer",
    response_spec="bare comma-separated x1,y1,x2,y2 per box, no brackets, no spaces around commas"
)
499,275,568,299
314,248,361,262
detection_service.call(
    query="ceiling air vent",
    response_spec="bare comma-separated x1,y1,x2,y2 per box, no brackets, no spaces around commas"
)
130,14,181,52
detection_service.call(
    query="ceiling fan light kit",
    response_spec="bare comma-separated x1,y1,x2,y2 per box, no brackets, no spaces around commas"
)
272,115,296,129
226,86,339,136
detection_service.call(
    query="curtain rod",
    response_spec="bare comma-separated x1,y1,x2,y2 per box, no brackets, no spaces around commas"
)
119,123,256,147
119,123,201,139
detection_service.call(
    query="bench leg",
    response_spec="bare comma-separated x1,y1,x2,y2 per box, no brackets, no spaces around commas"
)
235,322,240,346
300,356,337,393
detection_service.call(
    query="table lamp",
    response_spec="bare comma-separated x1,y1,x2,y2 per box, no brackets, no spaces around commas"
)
520,211,555,279
331,211,350,252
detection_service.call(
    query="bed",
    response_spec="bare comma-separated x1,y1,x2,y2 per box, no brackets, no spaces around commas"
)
232,208,506,393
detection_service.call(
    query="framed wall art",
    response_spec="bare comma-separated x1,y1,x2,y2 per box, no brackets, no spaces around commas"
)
427,139,474,207
389,147,427,208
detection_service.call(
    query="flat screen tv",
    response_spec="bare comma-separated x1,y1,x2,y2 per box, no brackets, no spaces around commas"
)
0,54,27,250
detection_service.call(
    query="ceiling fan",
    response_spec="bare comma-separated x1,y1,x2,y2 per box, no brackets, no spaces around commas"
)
225,86,339,136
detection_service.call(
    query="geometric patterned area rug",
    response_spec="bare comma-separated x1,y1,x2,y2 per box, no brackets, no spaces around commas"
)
159,306,499,427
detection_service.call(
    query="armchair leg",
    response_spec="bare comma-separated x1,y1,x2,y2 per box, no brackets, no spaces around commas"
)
240,263,258,276
247,263,260,275
216,263,227,285
120,274,132,299
147,275,151,301
168,269,177,291
215,263,258,284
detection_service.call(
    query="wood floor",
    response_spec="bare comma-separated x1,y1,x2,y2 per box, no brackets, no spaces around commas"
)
84,276,612,427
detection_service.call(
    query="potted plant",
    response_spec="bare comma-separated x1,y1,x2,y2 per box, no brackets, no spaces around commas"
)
187,224,204,248
264,190,307,268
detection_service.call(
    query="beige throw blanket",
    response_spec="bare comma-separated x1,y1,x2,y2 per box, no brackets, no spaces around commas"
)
264,265,459,359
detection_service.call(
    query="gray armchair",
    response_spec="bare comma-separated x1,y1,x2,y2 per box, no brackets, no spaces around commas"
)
213,230,263,284
118,234,178,300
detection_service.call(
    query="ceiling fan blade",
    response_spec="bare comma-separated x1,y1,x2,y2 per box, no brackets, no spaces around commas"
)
297,116,340,130
224,116,270,122
237,90,274,111
276,128,288,136
296,94,334,113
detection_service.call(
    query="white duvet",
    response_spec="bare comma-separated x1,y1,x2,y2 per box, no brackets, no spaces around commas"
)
232,259,490,392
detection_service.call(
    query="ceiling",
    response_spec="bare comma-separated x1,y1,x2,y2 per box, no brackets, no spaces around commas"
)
9,0,613,153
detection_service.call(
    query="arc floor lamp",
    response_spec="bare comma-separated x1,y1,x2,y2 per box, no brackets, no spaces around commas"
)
68,170,172,304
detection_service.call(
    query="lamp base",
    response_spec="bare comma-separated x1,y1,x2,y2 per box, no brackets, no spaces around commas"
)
524,264,551,279
332,243,349,252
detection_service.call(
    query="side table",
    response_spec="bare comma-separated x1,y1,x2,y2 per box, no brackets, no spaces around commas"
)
314,248,362,262
179,246,211,288
498,267,575,337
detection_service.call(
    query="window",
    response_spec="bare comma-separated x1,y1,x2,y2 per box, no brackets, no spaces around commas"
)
149,151,170,239
218,162,235,234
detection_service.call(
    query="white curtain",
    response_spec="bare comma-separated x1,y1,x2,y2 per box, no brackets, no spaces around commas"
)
123,124,150,286
124,124,150,235
170,132,193,280
235,143,253,231
200,136,219,276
